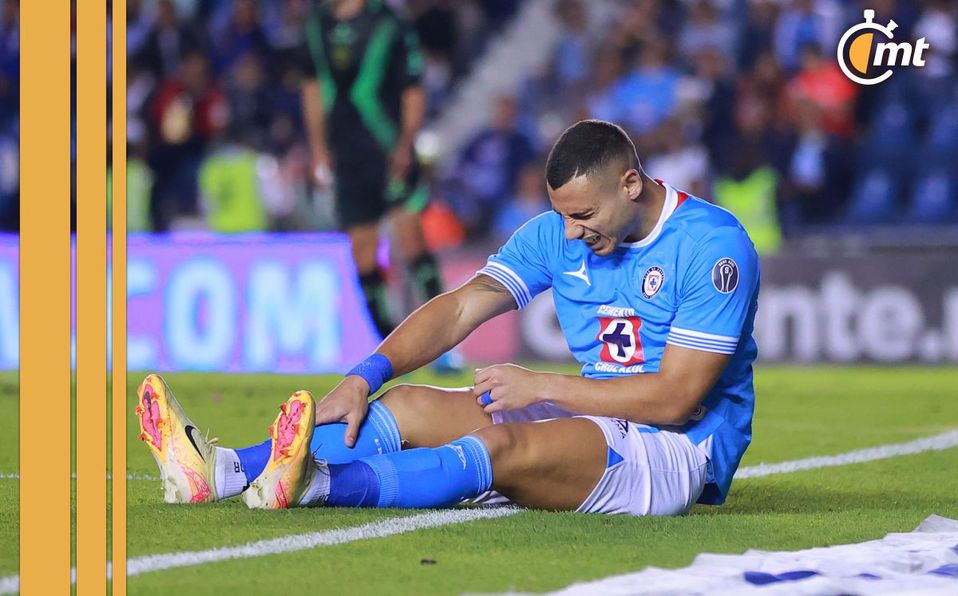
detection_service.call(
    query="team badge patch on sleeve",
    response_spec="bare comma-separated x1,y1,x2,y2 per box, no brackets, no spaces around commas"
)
641,266,664,299
712,258,739,293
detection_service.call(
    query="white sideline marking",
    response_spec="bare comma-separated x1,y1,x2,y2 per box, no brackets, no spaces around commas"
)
1,429,956,594
127,473,160,481
0,577,15,595
126,507,518,576
0,473,159,481
0,508,519,594
735,430,958,479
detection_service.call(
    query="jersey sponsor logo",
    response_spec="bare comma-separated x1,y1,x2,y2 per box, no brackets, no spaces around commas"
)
642,266,664,299
330,23,357,68
712,258,739,294
613,418,629,439
597,316,645,365
562,260,591,287
597,304,636,317
594,361,644,374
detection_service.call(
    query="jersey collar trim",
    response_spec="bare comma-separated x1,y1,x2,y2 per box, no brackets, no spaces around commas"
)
618,180,678,249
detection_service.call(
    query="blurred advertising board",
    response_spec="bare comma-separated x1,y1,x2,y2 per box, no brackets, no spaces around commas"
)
0,233,384,373
0,235,954,369
511,252,958,365
752,253,958,364
124,233,381,373
0,236,14,370
0,233,519,373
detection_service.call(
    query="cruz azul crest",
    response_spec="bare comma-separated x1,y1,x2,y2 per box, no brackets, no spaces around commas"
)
642,266,664,299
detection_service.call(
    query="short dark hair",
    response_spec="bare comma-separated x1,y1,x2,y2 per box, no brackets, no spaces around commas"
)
545,120,638,190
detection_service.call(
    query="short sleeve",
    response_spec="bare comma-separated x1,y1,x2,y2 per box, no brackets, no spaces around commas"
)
300,7,329,81
476,213,556,309
668,226,759,354
393,19,423,88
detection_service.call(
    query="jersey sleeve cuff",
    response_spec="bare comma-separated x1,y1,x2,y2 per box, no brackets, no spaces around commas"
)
477,262,532,309
666,327,739,355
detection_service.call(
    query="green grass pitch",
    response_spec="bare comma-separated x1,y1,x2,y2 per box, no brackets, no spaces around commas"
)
0,367,956,594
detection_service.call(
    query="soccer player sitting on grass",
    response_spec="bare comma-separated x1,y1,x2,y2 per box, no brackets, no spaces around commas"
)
136,120,760,515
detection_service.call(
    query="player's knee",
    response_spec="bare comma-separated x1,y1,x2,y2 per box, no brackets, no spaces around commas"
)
377,384,440,435
377,383,419,414
393,219,426,257
471,425,529,482
351,246,379,273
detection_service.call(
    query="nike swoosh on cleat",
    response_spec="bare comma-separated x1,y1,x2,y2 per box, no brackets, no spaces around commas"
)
184,425,206,462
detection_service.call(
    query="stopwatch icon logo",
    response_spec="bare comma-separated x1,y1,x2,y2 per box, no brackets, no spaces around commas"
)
837,9,931,86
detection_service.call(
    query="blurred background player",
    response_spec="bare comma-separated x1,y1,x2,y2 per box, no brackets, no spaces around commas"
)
299,0,453,365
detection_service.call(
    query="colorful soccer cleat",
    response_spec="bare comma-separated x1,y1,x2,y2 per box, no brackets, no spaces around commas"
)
243,391,318,509
135,374,219,504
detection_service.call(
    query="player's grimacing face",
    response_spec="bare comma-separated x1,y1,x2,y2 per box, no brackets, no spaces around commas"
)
548,168,639,256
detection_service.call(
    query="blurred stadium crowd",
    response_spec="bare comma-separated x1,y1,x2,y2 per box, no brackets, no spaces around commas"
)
0,0,956,252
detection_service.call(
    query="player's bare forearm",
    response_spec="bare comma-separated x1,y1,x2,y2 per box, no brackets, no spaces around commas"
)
301,80,328,153
537,373,690,426
377,274,516,377
543,345,730,425
396,86,425,147
316,279,512,442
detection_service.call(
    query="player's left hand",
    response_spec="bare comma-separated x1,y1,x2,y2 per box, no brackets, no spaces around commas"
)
388,139,414,182
314,375,370,447
473,363,543,414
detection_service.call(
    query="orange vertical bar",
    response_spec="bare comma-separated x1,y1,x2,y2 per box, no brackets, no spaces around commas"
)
112,0,128,593
76,0,108,593
20,0,72,593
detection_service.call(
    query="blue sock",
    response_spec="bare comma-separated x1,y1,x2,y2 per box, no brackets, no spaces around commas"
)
235,400,402,485
325,435,493,508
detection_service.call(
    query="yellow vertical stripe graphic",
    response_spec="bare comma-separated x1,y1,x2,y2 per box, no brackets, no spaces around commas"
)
112,0,129,593
77,0,108,593
19,0,72,593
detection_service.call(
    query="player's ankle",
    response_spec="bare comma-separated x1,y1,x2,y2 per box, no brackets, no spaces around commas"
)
214,447,249,499
297,460,331,506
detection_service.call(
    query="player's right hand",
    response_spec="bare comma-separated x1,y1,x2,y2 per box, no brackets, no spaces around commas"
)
314,375,369,447
311,147,334,189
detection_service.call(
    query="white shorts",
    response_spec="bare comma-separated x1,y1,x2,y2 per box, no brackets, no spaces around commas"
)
479,402,709,516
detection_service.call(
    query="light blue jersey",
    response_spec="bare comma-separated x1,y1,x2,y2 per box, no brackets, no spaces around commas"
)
478,181,760,504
